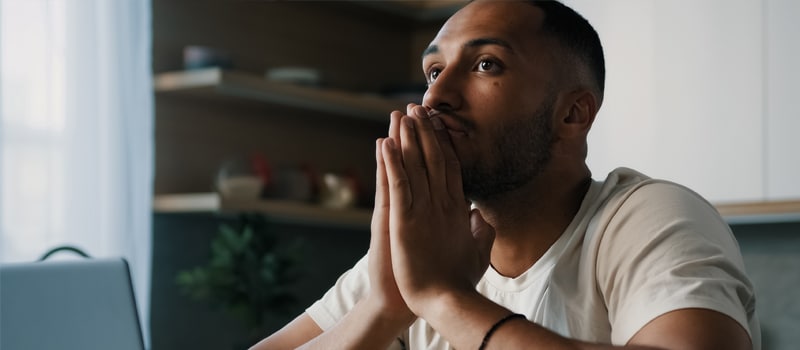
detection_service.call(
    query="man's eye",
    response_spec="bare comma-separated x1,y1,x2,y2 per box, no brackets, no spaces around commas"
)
478,60,496,72
428,68,441,83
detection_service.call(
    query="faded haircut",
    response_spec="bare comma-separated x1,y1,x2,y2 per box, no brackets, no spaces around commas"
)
527,0,606,101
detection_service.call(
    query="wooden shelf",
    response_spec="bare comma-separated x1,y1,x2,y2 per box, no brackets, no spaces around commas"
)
715,200,800,225
154,68,403,122
153,193,371,230
154,193,800,228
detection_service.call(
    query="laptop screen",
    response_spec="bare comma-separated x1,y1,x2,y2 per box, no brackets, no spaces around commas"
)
0,258,145,350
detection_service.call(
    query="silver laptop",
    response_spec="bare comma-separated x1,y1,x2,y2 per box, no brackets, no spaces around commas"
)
0,258,145,350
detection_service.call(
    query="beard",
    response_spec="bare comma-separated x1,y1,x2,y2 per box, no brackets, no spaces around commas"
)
461,97,555,201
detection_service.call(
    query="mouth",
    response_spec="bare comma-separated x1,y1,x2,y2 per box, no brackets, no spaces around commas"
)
426,109,470,134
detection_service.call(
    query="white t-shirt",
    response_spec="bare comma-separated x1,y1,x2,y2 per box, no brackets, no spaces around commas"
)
306,168,761,349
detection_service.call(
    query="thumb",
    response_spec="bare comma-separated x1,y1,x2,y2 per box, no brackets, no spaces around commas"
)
470,209,495,264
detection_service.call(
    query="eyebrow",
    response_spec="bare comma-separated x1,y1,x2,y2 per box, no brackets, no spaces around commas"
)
422,37,514,59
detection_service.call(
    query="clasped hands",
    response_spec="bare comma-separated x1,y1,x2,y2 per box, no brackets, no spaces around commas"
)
367,103,496,328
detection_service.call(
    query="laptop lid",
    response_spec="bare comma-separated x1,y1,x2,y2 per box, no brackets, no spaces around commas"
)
0,258,145,350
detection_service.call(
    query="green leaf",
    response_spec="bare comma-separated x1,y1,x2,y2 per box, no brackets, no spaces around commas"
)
174,214,304,330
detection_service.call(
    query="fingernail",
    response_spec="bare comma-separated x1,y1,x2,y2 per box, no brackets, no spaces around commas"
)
431,117,444,130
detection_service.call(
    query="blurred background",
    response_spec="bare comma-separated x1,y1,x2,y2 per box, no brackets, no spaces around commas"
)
1,0,797,349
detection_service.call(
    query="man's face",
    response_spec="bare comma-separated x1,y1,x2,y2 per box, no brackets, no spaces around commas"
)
421,1,558,201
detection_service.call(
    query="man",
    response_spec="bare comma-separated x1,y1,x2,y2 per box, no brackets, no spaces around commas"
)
253,0,759,349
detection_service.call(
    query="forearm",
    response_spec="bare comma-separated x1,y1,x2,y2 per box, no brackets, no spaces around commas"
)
419,289,658,350
298,296,412,350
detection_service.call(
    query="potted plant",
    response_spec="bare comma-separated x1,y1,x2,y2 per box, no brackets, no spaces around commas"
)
176,214,302,346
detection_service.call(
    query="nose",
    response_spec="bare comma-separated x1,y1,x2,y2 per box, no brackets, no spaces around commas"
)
422,69,463,113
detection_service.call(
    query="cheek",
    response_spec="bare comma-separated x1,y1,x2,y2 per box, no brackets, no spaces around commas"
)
470,82,505,112
473,79,517,106
461,80,530,156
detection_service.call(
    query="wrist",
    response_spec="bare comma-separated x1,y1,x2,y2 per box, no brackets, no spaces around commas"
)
415,286,491,321
363,293,417,330
414,288,516,349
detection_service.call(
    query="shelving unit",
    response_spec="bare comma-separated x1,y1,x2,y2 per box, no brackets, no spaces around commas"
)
153,68,393,226
153,193,372,230
153,193,800,228
154,68,404,122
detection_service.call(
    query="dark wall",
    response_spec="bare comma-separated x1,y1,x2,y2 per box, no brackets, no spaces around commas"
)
731,221,800,350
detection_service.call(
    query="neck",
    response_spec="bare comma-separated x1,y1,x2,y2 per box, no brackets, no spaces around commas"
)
472,165,592,278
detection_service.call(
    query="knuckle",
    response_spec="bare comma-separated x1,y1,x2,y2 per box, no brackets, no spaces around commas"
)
376,199,390,210
411,160,428,172
391,177,409,189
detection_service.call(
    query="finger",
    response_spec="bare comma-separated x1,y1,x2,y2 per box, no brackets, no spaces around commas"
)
389,111,403,147
371,138,389,235
470,209,496,270
399,114,430,202
401,103,418,151
382,137,413,212
406,103,418,118
369,139,398,308
409,106,448,200
429,115,464,203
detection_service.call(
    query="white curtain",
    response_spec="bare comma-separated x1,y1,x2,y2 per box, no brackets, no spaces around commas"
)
0,0,153,346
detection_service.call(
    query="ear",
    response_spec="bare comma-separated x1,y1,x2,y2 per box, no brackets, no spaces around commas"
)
559,89,598,138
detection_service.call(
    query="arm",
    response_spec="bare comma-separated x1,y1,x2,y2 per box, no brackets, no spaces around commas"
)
249,313,321,350
251,108,417,349
415,287,751,350
380,105,754,350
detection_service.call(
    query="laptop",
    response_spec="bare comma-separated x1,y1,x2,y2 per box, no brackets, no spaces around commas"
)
0,258,145,350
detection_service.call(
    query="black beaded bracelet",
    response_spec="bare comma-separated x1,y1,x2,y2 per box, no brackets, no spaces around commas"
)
478,313,526,350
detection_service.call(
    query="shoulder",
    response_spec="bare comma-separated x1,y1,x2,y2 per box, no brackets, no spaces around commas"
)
584,170,757,345
590,169,745,269
592,167,732,245
594,176,744,271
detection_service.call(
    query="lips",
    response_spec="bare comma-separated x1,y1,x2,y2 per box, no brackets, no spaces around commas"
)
426,109,469,133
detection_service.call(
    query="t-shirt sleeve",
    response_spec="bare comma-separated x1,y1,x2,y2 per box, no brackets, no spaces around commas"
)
306,253,370,330
596,181,758,346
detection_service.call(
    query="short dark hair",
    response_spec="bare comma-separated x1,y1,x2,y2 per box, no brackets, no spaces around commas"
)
528,0,605,100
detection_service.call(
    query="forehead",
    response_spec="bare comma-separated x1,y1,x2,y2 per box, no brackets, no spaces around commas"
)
428,1,546,56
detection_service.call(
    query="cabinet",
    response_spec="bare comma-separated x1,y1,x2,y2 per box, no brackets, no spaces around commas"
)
566,0,799,215
570,0,764,203
766,0,800,200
